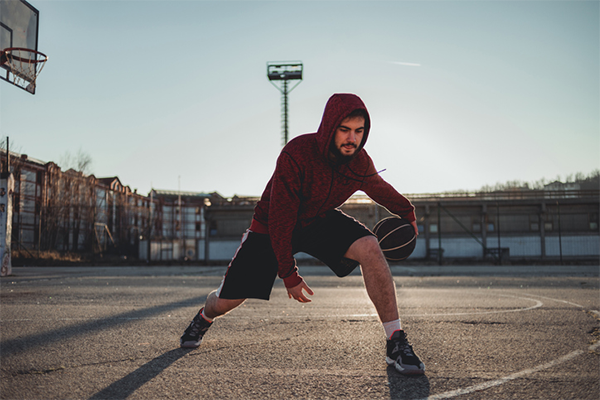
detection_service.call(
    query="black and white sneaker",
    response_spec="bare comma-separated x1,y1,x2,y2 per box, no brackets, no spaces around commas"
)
386,330,425,375
180,308,213,348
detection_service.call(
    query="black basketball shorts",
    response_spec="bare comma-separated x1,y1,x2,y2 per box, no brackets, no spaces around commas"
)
217,209,374,300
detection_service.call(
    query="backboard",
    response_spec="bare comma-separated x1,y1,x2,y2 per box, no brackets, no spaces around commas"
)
0,0,41,94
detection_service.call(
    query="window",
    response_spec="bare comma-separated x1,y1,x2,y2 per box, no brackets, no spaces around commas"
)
487,223,495,232
430,224,438,233
544,222,553,231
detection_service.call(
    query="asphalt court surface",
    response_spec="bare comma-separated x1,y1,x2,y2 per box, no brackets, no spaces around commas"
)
1,264,599,399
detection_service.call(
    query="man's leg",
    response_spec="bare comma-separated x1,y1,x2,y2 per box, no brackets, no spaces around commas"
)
180,291,245,348
181,230,277,348
344,235,425,375
343,235,398,323
203,290,245,319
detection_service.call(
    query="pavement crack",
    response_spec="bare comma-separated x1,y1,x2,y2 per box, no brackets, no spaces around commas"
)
458,320,505,325
13,366,67,375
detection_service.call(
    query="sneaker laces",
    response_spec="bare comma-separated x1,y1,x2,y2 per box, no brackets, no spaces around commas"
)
390,332,416,358
399,342,416,357
187,314,208,337
189,320,202,336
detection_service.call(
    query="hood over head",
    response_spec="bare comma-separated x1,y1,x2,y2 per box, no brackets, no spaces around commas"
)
315,93,371,164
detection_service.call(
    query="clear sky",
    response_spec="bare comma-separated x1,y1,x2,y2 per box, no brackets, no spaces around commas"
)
2,0,598,197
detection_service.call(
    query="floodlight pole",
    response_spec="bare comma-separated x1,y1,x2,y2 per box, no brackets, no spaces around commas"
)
267,61,303,146
281,80,289,145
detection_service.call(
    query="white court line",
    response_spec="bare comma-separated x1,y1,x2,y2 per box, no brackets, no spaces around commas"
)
232,294,542,320
402,295,543,317
0,316,178,322
352,293,543,318
418,340,600,400
353,300,544,318
519,293,586,309
415,292,599,400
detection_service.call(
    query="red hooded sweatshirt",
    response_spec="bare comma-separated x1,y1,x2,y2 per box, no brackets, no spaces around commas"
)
250,93,415,288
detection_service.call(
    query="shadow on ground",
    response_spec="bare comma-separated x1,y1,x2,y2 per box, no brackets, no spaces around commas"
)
1,295,207,357
88,348,192,400
386,365,430,399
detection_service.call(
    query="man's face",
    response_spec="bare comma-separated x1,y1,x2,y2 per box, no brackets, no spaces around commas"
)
332,116,365,158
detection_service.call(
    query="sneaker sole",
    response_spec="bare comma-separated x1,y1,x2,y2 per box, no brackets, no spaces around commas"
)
395,364,425,375
180,340,202,348
386,356,425,375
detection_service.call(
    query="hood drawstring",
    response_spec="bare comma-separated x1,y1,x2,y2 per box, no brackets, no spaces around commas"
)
332,165,387,183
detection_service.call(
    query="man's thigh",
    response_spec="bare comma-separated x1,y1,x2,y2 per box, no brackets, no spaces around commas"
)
217,231,279,300
293,209,374,277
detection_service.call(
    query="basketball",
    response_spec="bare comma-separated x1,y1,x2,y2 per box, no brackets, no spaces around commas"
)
373,217,416,261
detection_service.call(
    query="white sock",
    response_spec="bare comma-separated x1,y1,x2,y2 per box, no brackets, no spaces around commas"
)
383,319,402,339
201,308,214,323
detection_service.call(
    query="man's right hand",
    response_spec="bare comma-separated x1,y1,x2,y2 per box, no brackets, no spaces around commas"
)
287,279,314,303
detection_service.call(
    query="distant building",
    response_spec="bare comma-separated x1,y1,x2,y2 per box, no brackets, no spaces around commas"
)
139,189,225,261
1,151,150,257
203,191,600,264
544,181,581,191
543,181,583,200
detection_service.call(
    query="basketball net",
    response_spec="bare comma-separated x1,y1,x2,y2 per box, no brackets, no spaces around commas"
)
1,48,48,93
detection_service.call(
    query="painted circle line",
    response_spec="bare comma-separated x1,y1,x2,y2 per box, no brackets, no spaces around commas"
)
350,291,544,318
401,293,543,317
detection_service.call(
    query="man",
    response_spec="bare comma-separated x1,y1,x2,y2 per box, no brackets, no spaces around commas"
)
181,93,425,375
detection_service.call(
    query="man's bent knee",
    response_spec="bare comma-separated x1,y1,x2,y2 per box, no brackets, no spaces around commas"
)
344,235,385,264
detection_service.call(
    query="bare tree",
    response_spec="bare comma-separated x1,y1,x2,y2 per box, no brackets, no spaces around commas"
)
41,151,96,254
59,148,93,175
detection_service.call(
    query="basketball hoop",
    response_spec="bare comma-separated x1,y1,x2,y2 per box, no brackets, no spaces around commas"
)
1,47,48,94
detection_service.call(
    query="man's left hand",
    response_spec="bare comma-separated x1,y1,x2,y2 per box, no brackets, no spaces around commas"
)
287,279,314,303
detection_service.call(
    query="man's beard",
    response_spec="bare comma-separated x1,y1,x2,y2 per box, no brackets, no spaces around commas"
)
329,141,357,165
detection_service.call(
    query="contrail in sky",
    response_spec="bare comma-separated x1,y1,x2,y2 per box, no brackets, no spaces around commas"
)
390,61,421,67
